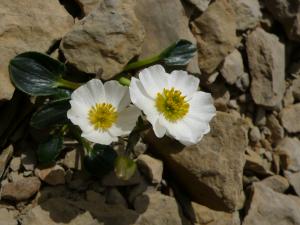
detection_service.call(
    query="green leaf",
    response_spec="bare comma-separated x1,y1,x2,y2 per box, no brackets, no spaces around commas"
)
160,39,197,66
37,135,63,164
114,156,137,181
9,52,65,96
84,144,117,178
30,99,71,129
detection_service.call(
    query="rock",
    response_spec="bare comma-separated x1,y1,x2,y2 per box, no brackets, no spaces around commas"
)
0,0,73,100
75,0,99,15
21,198,100,225
0,145,13,177
8,172,23,182
243,183,300,225
209,81,230,111
249,126,261,143
265,0,300,41
1,177,41,201
145,112,248,212
193,0,238,74
68,171,91,191
280,103,300,133
185,0,211,12
101,170,142,186
292,76,300,101
220,50,245,85
229,0,262,30
134,192,189,224
60,0,144,80
275,137,300,172
35,165,66,186
245,149,272,176
235,72,250,92
105,188,128,208
285,171,300,196
9,157,21,172
247,27,285,107
63,148,84,170
21,148,37,171
283,84,295,107
86,190,105,203
135,0,200,74
266,114,284,145
189,202,240,225
0,208,17,225
128,178,149,204
137,155,163,184
258,175,289,193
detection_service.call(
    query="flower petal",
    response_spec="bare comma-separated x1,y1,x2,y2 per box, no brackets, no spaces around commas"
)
168,70,200,99
104,81,130,111
82,130,117,145
71,79,105,107
153,117,167,138
138,65,168,98
109,105,141,137
129,77,159,125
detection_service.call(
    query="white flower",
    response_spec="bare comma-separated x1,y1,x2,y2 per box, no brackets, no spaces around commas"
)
67,79,141,145
129,65,216,146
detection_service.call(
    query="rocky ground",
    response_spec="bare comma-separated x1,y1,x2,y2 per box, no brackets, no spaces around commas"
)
1,0,300,224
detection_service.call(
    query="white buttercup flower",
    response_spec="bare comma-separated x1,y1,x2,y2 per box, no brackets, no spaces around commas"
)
129,65,216,146
67,79,141,145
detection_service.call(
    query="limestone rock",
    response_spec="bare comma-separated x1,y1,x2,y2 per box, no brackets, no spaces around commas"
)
265,0,300,41
243,184,300,225
190,202,240,225
292,76,300,101
245,149,272,176
185,0,211,12
105,188,128,208
1,177,41,201
21,148,37,171
60,0,144,80
75,0,99,15
137,154,163,184
63,148,84,170
35,165,66,186
285,171,300,196
221,49,245,85
276,137,300,172
145,112,248,212
135,0,200,74
280,103,300,133
193,0,238,74
9,157,21,172
266,114,284,144
0,208,17,225
0,145,13,177
229,0,262,30
249,126,261,143
0,0,73,100
258,175,289,193
247,28,285,107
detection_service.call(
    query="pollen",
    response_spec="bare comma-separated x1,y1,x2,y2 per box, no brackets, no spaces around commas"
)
88,103,118,131
155,88,189,122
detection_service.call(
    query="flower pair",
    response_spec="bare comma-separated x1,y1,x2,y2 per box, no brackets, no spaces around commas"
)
67,65,216,146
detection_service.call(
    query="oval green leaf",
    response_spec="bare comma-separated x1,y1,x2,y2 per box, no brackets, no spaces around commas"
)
161,39,197,66
114,156,137,181
37,135,63,164
84,144,117,178
30,99,71,129
9,52,66,96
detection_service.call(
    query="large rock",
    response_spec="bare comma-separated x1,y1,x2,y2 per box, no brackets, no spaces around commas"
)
0,208,17,225
145,112,248,212
185,0,211,12
135,0,200,74
243,184,300,225
258,175,289,193
275,137,300,172
265,0,300,41
229,0,262,31
279,103,300,133
75,0,99,15
1,177,41,201
193,0,238,74
35,165,66,186
285,171,300,196
247,28,285,107
190,202,240,225
60,0,144,80
0,0,73,100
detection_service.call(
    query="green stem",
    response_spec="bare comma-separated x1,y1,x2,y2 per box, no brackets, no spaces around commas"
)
123,54,162,72
118,77,131,86
57,78,83,90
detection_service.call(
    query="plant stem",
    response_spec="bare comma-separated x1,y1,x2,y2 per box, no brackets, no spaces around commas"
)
118,77,131,86
123,54,162,72
57,78,83,90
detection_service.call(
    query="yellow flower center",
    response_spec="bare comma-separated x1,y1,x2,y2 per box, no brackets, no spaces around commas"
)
88,103,118,131
155,88,189,122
